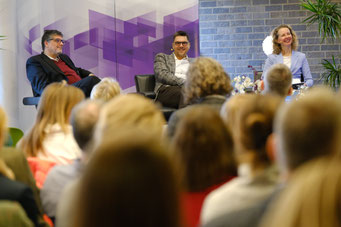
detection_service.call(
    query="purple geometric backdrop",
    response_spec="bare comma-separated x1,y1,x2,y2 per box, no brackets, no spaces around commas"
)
25,5,199,90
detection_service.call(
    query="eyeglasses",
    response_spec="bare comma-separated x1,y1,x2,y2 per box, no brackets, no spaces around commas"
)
174,41,189,46
48,38,66,44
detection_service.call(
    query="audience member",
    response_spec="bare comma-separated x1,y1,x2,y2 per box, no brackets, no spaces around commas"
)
90,77,121,101
154,30,194,108
26,30,100,97
72,128,182,227
19,82,85,165
262,157,341,227
55,94,166,227
41,99,102,222
263,63,293,97
201,94,282,225
263,24,313,87
168,57,233,138
172,106,236,227
203,87,341,227
0,106,40,227
94,94,166,145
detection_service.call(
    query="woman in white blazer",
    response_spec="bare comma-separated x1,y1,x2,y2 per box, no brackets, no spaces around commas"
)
263,24,313,87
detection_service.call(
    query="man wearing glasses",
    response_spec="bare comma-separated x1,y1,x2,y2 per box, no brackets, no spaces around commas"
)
154,31,192,109
26,30,100,97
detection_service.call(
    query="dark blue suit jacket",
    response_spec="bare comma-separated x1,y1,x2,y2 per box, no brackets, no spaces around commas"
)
0,175,40,226
26,53,92,96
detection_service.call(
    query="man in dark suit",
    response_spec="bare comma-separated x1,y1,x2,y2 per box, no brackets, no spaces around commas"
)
26,30,100,97
154,31,193,109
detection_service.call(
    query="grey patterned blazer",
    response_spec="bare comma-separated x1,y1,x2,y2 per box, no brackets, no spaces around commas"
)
153,52,193,93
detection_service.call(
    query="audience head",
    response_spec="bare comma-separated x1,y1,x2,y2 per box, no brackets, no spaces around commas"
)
184,57,233,104
172,106,236,192
274,86,341,175
21,82,85,157
234,94,282,167
94,94,165,145
220,94,253,134
272,24,298,54
90,77,121,102
261,157,341,227
74,129,181,227
70,99,103,151
41,30,63,51
263,64,293,97
172,30,190,60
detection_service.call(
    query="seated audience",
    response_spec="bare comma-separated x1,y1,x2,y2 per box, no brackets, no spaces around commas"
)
26,29,100,97
41,99,102,222
72,128,181,227
90,77,121,102
0,106,40,227
55,94,166,227
262,63,293,97
168,57,233,138
204,87,341,227
201,94,282,225
19,82,85,165
94,94,166,144
154,30,194,109
172,106,236,227
262,157,341,227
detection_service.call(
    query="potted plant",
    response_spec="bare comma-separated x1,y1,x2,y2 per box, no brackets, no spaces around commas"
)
300,0,341,88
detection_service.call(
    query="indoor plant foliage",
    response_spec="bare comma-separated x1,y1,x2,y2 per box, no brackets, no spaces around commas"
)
301,0,341,88
321,55,341,88
300,0,341,42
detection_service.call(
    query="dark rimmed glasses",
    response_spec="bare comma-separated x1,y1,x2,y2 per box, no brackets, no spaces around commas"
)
174,41,189,46
48,38,66,44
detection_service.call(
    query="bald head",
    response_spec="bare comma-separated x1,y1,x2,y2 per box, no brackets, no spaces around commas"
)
70,99,102,150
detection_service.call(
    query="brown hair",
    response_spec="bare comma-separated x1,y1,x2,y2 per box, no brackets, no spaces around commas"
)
73,129,181,227
272,24,298,55
236,94,282,167
274,86,341,172
264,64,293,97
20,82,85,157
172,106,236,192
184,57,233,104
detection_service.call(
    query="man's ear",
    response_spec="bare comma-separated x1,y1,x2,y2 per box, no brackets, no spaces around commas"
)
260,80,264,91
265,133,276,162
288,87,293,96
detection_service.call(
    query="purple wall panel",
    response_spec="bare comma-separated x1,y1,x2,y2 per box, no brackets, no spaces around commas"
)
25,6,199,90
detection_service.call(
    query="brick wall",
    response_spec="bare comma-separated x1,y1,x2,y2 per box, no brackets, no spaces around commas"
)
199,0,341,82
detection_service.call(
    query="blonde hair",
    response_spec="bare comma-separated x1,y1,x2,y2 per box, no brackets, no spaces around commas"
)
220,94,253,134
0,107,7,147
20,82,85,157
272,24,298,55
184,57,233,104
261,157,341,227
90,77,121,102
94,94,166,146
0,107,14,179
